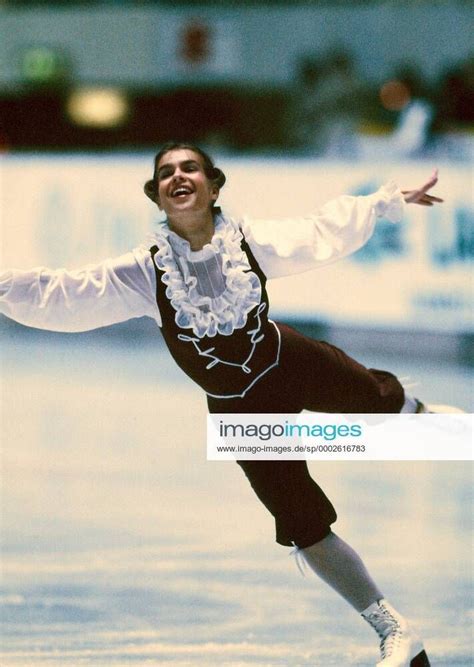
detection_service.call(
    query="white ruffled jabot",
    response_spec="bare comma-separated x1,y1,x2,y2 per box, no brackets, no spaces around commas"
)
149,215,262,339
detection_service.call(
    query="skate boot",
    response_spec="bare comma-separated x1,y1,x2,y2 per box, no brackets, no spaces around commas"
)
362,599,430,666
415,399,465,414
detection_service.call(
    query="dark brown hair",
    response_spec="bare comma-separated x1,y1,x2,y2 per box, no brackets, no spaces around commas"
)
144,142,226,203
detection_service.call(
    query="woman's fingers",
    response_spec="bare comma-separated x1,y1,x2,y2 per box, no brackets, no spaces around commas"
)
420,168,439,193
418,194,444,204
401,170,443,205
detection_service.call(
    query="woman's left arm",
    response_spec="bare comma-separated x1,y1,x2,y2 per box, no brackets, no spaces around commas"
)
242,171,442,279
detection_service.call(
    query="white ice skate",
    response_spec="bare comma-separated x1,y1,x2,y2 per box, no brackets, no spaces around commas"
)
416,400,465,414
362,599,430,667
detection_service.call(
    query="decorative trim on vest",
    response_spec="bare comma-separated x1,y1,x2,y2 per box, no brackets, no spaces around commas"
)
177,301,267,373
204,320,282,400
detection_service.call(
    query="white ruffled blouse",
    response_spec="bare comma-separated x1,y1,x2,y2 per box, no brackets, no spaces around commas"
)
151,215,262,338
0,182,406,334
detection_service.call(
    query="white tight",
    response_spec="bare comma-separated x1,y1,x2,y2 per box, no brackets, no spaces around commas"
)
299,532,383,613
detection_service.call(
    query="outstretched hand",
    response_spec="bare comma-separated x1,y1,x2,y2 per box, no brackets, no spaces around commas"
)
401,169,444,206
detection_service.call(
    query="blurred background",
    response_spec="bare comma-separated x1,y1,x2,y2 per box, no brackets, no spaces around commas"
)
0,1,473,155
1,0,473,362
0,1,473,666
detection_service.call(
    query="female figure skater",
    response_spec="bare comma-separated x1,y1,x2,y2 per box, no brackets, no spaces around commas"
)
0,143,445,666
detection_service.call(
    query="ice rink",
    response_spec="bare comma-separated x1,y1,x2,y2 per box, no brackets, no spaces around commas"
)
1,330,472,666
1,1,473,663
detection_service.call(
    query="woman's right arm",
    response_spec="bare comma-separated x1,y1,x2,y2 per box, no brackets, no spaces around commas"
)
0,247,160,332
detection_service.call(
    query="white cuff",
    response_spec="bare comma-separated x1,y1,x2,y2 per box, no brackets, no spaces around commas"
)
373,181,406,223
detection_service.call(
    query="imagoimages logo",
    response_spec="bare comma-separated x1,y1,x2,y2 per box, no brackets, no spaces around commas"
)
218,420,363,442
208,414,473,461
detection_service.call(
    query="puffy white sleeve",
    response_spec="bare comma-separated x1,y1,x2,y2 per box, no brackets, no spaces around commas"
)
241,181,406,279
0,246,160,332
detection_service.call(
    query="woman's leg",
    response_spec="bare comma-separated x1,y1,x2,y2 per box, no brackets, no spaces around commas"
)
208,357,384,608
278,326,430,663
207,386,338,548
208,330,429,663
297,531,383,612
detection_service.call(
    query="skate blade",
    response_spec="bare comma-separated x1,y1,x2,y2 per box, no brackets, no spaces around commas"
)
410,650,430,666
426,404,465,413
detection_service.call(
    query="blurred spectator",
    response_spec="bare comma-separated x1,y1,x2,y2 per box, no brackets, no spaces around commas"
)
432,56,474,130
287,56,323,152
426,56,474,160
288,49,364,157
382,64,434,158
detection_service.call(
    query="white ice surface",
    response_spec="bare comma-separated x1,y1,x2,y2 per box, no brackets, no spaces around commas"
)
1,334,472,666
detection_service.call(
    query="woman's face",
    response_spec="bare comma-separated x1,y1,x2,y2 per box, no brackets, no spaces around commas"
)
155,149,219,218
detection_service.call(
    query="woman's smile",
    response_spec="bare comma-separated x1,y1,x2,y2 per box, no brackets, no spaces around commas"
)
170,184,194,198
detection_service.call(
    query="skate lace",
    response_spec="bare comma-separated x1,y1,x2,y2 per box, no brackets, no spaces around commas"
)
366,608,403,659
289,543,307,576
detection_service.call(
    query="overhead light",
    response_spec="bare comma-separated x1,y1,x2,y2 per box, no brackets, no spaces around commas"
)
66,87,129,128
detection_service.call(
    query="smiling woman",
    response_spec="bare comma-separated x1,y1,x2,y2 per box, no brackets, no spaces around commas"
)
0,142,452,666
